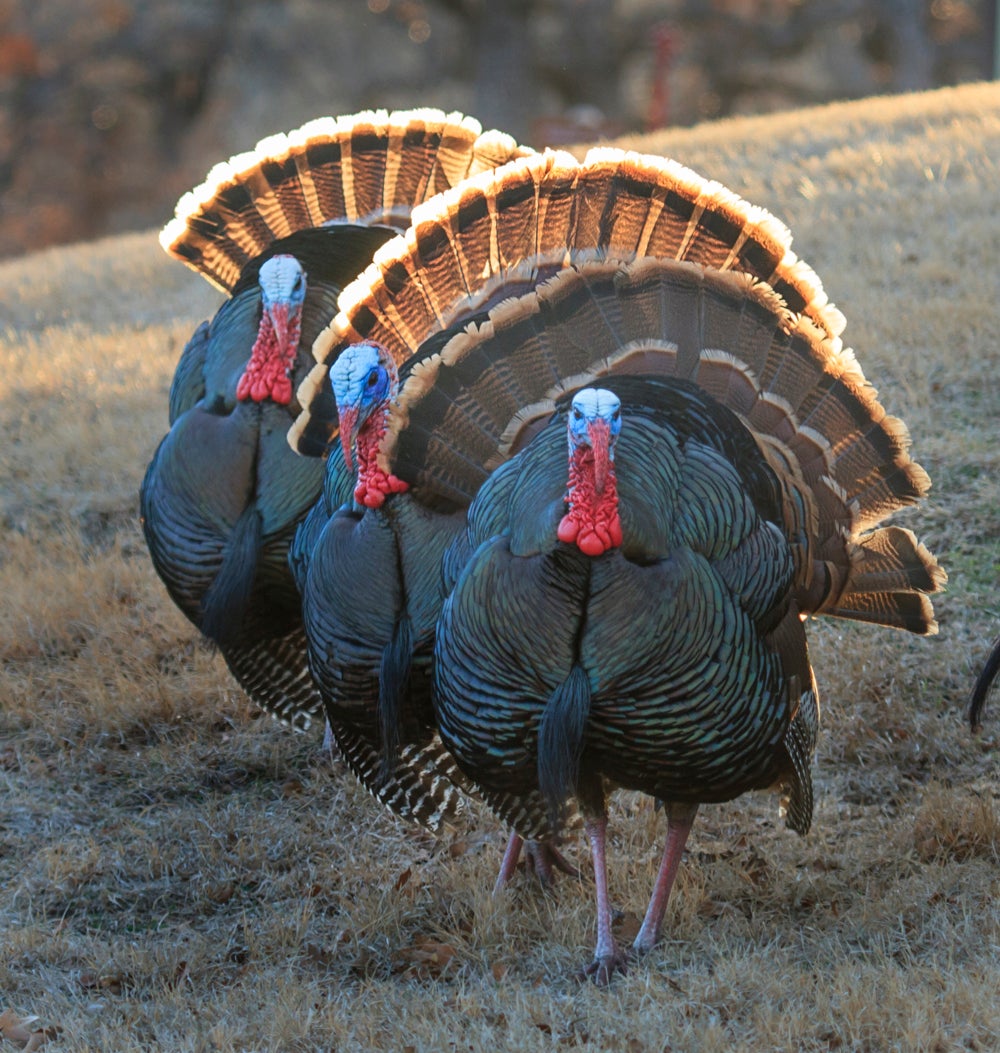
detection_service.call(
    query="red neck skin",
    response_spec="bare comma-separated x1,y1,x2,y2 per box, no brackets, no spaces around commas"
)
236,303,301,405
352,409,410,510
557,431,623,557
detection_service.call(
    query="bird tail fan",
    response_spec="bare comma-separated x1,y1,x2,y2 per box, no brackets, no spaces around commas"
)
160,108,532,294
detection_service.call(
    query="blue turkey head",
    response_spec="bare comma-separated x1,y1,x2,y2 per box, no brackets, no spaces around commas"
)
329,341,397,469
568,388,622,493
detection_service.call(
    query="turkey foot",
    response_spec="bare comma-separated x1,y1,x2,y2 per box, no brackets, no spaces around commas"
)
494,833,580,892
578,945,629,986
524,839,581,885
578,815,626,985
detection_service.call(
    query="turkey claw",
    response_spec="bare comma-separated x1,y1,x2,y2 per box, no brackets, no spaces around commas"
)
577,949,629,986
524,840,581,886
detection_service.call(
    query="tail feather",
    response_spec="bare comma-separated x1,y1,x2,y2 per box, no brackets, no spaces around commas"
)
329,723,468,832
375,258,942,633
291,146,845,455
223,625,324,730
161,108,532,294
821,526,945,634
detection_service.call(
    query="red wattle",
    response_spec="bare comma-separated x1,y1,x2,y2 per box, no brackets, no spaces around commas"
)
557,514,580,544
352,406,409,510
236,302,301,405
559,445,622,557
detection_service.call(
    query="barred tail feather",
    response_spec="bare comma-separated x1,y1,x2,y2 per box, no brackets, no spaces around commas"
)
223,626,325,730
329,724,469,832
161,108,532,294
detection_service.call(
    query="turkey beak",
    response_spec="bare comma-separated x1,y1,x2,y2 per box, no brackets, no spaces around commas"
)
337,405,360,469
268,301,292,352
587,418,612,495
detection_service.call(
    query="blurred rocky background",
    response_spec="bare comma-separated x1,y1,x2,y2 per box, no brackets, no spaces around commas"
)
0,0,994,261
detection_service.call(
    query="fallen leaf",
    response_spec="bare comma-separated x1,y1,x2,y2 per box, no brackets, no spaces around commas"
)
204,880,234,904
611,910,642,944
78,972,124,996
391,938,459,979
0,1010,59,1050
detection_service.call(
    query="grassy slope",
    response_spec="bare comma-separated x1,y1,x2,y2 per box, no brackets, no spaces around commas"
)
0,83,998,1052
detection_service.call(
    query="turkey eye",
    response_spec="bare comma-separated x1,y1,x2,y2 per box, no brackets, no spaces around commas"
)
366,370,379,387
573,408,583,420
612,410,620,421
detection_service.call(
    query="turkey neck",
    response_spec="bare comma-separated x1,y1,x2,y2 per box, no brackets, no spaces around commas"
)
353,408,409,509
557,430,623,557
236,303,302,405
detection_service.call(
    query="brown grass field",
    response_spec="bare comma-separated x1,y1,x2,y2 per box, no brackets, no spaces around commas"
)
1,83,999,1052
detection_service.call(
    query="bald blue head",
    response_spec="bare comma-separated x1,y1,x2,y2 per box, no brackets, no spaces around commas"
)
329,342,395,413
259,254,306,313
329,342,398,469
568,388,622,451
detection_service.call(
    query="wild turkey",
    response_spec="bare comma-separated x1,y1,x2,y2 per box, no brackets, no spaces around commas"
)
293,147,945,980
286,339,473,830
286,161,581,856
969,635,999,732
140,108,531,733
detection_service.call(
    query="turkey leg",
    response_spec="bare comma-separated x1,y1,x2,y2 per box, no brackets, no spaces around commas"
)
632,802,699,954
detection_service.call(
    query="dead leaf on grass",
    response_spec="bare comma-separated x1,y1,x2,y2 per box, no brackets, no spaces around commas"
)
78,972,124,996
391,937,459,979
0,1010,60,1050
169,960,190,989
204,880,235,903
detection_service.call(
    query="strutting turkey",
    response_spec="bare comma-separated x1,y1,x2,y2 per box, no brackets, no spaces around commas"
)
285,155,585,857
140,108,531,739
287,340,475,832
291,147,945,980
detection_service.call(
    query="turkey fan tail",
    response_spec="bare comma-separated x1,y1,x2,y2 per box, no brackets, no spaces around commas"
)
810,526,945,634
569,148,844,344
160,108,533,294
374,255,942,632
327,724,469,832
968,635,1000,733
289,144,845,459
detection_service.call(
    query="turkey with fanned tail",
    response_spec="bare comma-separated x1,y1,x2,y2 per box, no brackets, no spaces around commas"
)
292,146,945,980
140,108,531,742
286,154,587,857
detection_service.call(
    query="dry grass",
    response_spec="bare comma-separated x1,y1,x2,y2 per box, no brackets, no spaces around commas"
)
1,84,999,1052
